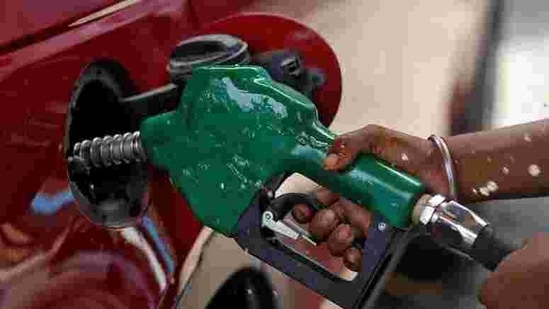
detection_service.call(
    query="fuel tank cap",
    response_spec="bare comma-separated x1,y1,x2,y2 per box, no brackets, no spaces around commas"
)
167,34,250,85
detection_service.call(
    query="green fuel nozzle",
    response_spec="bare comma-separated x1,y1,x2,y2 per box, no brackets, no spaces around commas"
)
69,66,519,309
71,65,425,234
145,66,424,234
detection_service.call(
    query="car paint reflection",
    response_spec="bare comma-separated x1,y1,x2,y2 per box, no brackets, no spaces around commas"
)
0,175,179,308
31,188,74,215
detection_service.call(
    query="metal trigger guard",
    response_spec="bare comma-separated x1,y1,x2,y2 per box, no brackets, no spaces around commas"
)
234,184,418,309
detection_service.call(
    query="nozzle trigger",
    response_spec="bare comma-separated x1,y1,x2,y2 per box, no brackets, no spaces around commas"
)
261,210,317,245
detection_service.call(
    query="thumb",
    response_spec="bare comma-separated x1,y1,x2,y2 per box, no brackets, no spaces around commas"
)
323,133,368,171
323,125,385,171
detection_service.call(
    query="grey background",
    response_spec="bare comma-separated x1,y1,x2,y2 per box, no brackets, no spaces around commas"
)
377,0,549,307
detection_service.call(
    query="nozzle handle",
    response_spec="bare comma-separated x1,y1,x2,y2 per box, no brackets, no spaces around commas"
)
290,122,425,229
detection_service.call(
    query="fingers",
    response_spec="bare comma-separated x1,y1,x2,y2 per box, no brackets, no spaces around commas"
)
307,199,371,240
291,187,339,224
327,224,354,256
315,187,341,205
322,222,364,272
309,208,339,241
330,198,371,238
306,198,370,272
344,247,362,271
292,204,313,223
290,185,372,273
325,200,370,272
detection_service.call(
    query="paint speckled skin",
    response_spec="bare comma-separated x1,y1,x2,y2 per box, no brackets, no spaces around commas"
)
140,66,425,235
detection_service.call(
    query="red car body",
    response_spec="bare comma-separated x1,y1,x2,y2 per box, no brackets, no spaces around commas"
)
0,1,342,308
0,1,249,308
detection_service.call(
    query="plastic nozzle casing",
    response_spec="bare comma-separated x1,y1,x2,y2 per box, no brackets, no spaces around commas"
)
139,66,425,235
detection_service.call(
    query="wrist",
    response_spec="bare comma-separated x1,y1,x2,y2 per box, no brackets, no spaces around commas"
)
428,135,458,200
421,138,454,198
444,135,485,204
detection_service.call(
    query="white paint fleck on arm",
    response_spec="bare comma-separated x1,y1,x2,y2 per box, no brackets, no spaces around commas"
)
528,164,541,177
486,181,498,192
479,187,490,196
502,166,509,175
401,153,409,162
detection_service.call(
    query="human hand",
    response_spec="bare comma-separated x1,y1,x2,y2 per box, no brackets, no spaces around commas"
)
292,187,370,271
292,125,449,271
479,233,549,309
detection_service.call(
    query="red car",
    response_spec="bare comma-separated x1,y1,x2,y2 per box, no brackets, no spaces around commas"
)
0,1,342,308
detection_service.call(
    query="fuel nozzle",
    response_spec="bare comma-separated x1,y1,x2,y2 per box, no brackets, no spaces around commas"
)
67,131,149,228
412,195,518,271
70,131,146,170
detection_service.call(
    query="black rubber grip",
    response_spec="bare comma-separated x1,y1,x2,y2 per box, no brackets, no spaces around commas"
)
469,225,519,271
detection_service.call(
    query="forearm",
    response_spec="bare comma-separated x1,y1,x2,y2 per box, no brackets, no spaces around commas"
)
446,119,549,203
